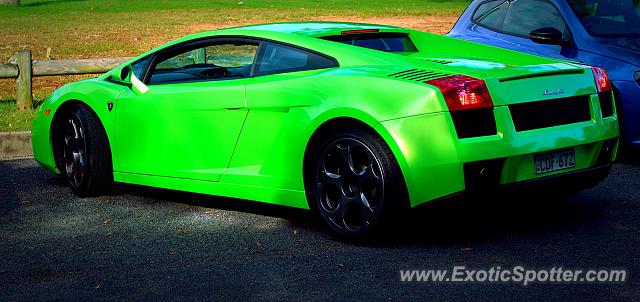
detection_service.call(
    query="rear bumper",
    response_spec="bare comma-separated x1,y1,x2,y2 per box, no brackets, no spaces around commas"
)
379,96,619,208
485,162,611,193
414,163,612,210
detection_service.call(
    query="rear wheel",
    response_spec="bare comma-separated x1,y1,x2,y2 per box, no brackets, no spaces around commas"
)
55,105,113,196
307,127,407,238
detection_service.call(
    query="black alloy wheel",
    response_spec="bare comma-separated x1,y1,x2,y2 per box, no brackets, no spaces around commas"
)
54,105,113,196
63,113,87,190
308,127,407,239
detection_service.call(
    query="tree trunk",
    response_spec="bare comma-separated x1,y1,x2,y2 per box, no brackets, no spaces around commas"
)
0,0,20,6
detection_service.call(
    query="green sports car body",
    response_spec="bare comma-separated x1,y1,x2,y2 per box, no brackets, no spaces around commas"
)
32,22,619,237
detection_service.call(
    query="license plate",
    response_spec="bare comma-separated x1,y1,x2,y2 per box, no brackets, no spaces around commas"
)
534,149,576,174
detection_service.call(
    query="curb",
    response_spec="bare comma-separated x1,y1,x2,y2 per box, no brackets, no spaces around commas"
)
0,131,33,159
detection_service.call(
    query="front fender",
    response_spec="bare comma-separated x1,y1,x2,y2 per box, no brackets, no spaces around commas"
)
33,79,127,172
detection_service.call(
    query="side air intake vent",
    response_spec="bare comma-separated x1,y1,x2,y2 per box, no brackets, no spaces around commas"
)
388,69,450,82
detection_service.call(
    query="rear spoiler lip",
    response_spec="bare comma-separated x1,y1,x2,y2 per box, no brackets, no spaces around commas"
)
498,68,586,82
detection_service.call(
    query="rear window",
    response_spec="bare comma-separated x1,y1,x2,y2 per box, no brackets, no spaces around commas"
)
322,33,418,53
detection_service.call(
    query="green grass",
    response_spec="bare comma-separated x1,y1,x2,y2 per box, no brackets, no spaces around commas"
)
0,0,470,130
1,0,468,14
0,100,41,132
0,0,469,60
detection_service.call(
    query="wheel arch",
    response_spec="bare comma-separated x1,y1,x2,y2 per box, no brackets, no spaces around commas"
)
50,99,111,172
303,117,373,177
302,116,412,208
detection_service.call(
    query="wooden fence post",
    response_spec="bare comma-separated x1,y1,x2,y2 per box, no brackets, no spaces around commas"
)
15,50,32,111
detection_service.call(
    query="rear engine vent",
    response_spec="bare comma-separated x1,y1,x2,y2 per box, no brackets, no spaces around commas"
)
426,59,454,65
509,95,591,132
451,109,498,139
388,69,450,82
598,91,614,118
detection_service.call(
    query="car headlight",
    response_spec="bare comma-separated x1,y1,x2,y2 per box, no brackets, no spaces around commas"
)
635,71,640,85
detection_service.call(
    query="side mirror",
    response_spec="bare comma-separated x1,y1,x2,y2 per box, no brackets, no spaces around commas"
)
112,65,131,83
112,65,148,95
529,27,569,46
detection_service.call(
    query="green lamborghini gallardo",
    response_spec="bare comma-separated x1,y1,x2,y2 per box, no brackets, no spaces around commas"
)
32,22,619,237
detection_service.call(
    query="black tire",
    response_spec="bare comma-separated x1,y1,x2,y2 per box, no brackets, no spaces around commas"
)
55,105,113,197
306,126,408,239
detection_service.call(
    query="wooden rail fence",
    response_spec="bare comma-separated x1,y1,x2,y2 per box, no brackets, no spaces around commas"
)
0,50,131,110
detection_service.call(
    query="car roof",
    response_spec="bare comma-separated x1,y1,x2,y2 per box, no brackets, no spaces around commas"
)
215,21,409,37
105,21,416,76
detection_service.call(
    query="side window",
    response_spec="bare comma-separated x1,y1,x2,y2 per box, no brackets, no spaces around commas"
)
149,41,258,85
255,42,337,76
502,0,567,37
473,0,509,30
205,44,257,68
569,0,640,36
131,56,152,80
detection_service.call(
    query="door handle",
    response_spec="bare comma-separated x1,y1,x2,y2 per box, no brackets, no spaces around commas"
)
224,107,244,110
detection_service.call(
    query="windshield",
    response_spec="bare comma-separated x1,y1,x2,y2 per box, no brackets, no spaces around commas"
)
567,0,640,37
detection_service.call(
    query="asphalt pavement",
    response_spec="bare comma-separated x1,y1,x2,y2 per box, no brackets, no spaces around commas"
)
1,158,638,301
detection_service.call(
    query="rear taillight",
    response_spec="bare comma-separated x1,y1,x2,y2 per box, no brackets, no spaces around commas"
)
591,67,612,93
426,75,494,111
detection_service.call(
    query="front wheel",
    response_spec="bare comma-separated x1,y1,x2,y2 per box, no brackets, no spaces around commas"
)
307,127,408,238
55,105,113,196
